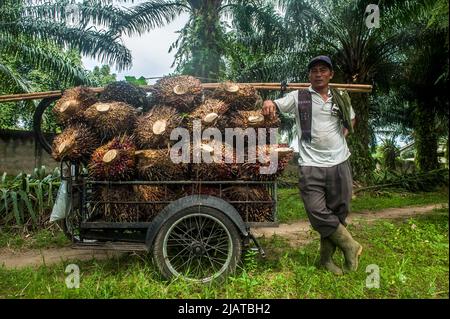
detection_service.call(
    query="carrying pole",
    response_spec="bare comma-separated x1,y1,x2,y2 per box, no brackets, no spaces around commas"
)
0,82,372,103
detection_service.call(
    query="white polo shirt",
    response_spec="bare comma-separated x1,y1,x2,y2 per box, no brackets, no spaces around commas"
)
274,87,355,167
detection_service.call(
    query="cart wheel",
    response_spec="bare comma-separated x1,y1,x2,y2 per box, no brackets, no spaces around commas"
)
153,206,242,283
56,209,80,242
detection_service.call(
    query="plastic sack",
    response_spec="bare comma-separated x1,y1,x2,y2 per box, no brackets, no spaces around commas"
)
50,180,71,222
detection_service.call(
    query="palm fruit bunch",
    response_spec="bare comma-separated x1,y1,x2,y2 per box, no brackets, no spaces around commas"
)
99,81,150,112
50,76,295,223
53,86,97,125
222,186,274,222
96,186,142,222
226,109,281,146
133,185,175,221
88,135,136,181
210,82,262,111
180,184,223,198
187,98,230,130
191,139,236,180
51,123,99,162
236,144,294,181
150,75,202,112
229,109,280,129
94,185,174,222
134,105,183,149
135,149,188,181
84,101,138,141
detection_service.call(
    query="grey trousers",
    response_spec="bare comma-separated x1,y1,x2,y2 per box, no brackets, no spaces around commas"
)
298,160,353,238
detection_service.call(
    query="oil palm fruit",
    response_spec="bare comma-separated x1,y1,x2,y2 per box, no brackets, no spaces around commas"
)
188,98,230,130
53,86,97,125
88,135,136,181
135,149,188,181
51,123,99,163
237,144,294,181
151,75,203,113
96,185,141,222
84,101,138,141
229,109,280,129
210,82,262,111
222,186,274,222
99,81,150,112
133,185,175,221
191,139,236,180
134,105,183,149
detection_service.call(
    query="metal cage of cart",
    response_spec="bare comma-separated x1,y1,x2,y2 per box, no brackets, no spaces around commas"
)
58,160,276,283
33,96,278,283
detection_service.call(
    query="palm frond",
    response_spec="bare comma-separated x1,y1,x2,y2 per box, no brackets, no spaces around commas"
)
0,37,90,85
2,20,132,71
115,0,187,36
23,0,132,32
0,63,31,94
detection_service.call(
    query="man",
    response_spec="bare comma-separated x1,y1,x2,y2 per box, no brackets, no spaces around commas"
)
262,55,362,275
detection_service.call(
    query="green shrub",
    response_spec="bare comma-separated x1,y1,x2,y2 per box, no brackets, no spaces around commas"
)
0,166,60,229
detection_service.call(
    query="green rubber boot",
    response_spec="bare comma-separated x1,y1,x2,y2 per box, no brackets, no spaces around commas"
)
320,237,343,276
329,224,363,273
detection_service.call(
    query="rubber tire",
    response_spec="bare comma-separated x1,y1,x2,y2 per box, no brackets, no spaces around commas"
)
56,206,81,242
153,206,242,283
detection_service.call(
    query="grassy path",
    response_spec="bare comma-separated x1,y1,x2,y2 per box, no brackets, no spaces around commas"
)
0,203,447,269
254,203,448,246
0,207,447,298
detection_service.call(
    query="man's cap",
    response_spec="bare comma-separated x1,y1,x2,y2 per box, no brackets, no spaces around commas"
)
308,55,333,70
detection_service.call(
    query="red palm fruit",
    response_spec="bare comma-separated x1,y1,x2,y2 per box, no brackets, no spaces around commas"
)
88,135,136,181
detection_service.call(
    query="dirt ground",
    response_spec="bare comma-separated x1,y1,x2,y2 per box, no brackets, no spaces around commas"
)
0,203,447,269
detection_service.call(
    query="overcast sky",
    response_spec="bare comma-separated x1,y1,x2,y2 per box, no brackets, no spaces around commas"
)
81,14,189,84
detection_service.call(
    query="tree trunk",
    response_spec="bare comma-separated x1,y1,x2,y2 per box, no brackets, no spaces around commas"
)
414,102,439,172
347,92,375,183
184,0,224,81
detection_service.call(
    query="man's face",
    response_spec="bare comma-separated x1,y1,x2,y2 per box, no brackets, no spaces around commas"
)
308,62,334,90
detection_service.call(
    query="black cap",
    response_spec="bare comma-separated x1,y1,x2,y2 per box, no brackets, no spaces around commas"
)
308,55,333,70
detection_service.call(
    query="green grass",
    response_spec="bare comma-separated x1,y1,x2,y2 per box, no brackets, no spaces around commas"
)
277,186,449,223
0,208,447,298
0,226,70,250
0,187,447,249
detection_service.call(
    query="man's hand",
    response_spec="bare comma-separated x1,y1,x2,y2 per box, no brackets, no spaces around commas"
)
262,100,277,119
343,118,355,138
343,128,349,138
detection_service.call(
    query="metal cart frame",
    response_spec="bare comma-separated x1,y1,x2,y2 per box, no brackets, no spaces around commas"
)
35,97,277,283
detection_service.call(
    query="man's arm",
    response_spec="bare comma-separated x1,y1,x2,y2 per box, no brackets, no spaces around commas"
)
262,91,297,119
343,118,356,138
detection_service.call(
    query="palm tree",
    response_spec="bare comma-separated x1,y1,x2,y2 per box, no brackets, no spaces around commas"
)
225,0,318,82
402,28,448,171
223,0,319,142
300,1,414,182
379,0,449,172
109,0,316,81
0,0,133,94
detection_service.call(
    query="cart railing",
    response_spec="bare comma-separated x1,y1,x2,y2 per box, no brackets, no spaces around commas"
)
83,180,278,224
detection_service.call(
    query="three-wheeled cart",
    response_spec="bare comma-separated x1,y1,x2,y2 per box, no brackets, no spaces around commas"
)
3,82,372,283
33,97,276,283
